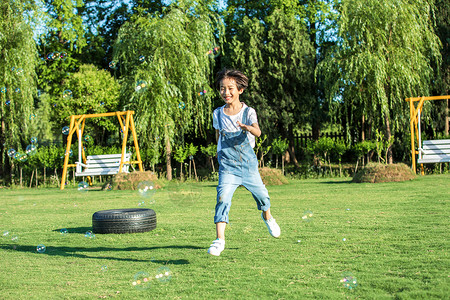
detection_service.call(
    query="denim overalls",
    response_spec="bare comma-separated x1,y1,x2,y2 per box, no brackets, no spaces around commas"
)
214,107,271,224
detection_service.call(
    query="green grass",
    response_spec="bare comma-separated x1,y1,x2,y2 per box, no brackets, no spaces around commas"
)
0,175,449,299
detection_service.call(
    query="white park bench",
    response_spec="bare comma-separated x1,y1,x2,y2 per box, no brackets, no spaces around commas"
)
417,140,450,164
75,153,131,177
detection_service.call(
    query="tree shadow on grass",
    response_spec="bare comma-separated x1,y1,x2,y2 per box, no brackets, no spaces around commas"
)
319,180,353,184
0,243,198,263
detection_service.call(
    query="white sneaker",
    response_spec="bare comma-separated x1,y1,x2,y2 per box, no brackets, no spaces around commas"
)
207,239,225,256
261,213,281,238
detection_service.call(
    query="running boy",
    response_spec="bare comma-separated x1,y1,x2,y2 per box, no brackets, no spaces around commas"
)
207,68,280,256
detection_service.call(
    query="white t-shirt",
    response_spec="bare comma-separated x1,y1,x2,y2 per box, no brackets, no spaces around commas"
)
213,103,258,152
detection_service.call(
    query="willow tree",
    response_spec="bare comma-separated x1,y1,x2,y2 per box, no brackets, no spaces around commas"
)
226,9,314,165
114,0,224,179
319,0,441,163
0,0,39,180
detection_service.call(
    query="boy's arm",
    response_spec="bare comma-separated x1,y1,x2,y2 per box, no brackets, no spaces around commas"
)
236,121,261,137
216,129,220,142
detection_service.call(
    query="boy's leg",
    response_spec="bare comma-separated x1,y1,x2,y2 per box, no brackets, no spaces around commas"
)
242,170,271,212
242,170,280,238
214,172,241,224
262,208,272,221
216,222,227,240
209,173,241,256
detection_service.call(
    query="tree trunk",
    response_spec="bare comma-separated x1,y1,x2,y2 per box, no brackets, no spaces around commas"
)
189,159,192,179
384,114,393,164
43,166,46,186
362,114,365,141
210,157,215,173
192,159,198,181
165,132,172,181
29,169,34,188
286,126,300,167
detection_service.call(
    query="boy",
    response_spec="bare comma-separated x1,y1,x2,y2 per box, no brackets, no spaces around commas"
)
208,68,280,257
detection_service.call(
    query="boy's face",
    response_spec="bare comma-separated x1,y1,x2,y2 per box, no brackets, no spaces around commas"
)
219,77,243,105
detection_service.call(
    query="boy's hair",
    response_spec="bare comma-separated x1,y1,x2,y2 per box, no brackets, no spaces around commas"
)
215,68,249,91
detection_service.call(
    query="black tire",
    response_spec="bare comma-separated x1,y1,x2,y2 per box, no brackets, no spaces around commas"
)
92,208,156,234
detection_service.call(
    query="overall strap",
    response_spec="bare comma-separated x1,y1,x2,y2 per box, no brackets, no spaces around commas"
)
242,107,249,125
217,106,224,131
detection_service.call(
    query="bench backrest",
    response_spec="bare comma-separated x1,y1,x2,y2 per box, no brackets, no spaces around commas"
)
418,139,450,163
77,153,131,176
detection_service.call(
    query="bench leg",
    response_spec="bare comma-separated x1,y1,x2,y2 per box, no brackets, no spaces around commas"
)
420,164,424,176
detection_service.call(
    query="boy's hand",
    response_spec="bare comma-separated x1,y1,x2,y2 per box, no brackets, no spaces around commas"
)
236,121,249,131
237,121,261,137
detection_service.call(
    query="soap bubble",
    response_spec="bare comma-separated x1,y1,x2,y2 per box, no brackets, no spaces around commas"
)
46,52,58,60
155,266,172,283
137,181,156,199
11,235,19,242
138,55,145,63
84,231,95,239
15,88,21,93
178,101,185,109
63,149,73,158
101,265,108,272
104,183,112,191
15,68,24,75
135,80,148,92
166,181,199,207
132,271,151,290
301,210,314,222
29,114,36,120
1,87,7,93
206,46,221,58
3,230,9,236
109,61,117,69
197,90,207,96
7,149,16,157
5,100,10,106
14,152,21,159
78,181,89,191
60,52,67,60
60,228,68,235
36,244,46,253
84,135,92,143
62,126,70,135
17,154,28,162
30,137,38,144
25,144,37,156
62,89,73,99
340,272,357,290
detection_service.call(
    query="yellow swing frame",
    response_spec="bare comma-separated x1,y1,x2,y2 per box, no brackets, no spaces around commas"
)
60,111,144,190
406,95,449,174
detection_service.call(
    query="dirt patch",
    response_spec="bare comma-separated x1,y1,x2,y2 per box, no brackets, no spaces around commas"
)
352,163,415,183
111,171,161,190
259,167,289,186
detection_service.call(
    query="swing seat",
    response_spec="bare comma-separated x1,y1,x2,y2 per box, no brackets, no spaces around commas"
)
75,153,131,177
417,139,450,164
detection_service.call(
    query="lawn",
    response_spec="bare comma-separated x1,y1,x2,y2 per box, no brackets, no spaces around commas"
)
0,175,449,299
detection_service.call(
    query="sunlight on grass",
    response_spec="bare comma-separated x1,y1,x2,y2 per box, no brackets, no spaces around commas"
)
0,175,449,299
